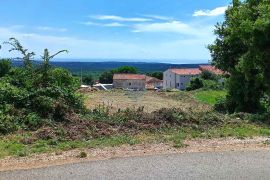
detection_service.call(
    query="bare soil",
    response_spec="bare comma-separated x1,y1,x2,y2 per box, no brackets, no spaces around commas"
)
85,90,211,113
1,137,269,172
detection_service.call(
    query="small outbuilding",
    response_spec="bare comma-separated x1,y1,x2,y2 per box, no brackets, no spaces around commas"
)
145,76,163,90
113,74,146,90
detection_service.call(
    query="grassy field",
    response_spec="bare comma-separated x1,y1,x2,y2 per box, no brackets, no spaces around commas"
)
0,89,269,158
193,90,227,105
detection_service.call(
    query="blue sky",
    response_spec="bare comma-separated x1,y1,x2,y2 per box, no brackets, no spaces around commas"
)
0,0,231,63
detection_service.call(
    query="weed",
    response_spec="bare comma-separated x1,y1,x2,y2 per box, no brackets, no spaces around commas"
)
77,151,87,158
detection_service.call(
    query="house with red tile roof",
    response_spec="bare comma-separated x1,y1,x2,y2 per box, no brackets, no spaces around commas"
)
163,65,224,90
113,74,146,90
199,65,224,75
145,76,163,90
163,68,201,90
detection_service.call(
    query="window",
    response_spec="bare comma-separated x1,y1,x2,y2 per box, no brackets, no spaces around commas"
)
129,82,131,86
177,83,180,87
181,83,184,85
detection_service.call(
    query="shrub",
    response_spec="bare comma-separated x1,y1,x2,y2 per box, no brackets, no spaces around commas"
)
214,97,228,113
77,151,87,158
186,78,203,91
248,113,270,125
202,80,224,90
0,59,12,77
0,38,84,134
201,70,217,80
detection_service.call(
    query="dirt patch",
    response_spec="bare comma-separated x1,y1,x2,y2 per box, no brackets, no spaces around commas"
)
0,137,269,172
84,90,211,113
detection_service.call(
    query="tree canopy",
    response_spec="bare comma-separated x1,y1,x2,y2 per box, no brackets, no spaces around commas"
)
99,66,138,84
208,0,270,113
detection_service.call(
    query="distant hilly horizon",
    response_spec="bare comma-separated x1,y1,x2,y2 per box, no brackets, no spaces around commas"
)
49,58,210,64
11,59,210,76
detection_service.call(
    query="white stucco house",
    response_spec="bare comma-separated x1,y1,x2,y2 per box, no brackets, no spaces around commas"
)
163,65,225,90
163,68,201,90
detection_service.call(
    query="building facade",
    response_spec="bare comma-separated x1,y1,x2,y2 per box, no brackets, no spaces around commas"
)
113,74,146,90
163,68,201,90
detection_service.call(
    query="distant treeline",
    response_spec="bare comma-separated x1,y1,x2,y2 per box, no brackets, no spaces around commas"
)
11,60,207,76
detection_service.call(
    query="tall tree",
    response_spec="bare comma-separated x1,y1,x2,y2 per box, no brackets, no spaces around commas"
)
208,0,270,113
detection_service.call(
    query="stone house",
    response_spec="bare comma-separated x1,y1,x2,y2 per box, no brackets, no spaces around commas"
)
145,76,163,89
113,74,146,90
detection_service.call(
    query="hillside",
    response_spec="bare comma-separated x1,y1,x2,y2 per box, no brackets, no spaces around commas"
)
12,60,208,75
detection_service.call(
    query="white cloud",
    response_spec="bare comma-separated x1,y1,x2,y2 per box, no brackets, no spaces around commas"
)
91,15,152,22
103,22,126,27
193,6,227,17
0,26,213,61
132,21,211,36
82,21,126,27
37,26,67,32
142,15,173,21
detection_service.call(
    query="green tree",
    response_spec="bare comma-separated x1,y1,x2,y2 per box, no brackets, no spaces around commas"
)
99,66,138,83
0,59,12,77
208,0,270,113
82,74,94,85
146,72,163,80
201,70,217,80
186,78,203,91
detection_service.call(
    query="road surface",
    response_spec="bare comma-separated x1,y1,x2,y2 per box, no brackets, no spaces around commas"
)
1,150,270,180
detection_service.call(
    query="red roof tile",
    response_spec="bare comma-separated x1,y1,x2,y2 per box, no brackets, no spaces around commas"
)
170,68,201,75
199,65,224,75
113,74,146,80
146,76,163,83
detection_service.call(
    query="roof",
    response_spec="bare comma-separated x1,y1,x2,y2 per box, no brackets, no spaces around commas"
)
199,65,224,75
170,68,201,75
113,74,146,80
146,76,163,83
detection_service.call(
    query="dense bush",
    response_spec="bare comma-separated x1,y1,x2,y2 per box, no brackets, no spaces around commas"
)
0,38,84,134
202,80,224,90
214,97,228,113
186,78,203,91
99,66,138,83
201,70,217,80
0,59,11,77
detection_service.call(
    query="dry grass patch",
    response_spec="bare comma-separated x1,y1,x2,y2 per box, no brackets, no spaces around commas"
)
85,90,211,113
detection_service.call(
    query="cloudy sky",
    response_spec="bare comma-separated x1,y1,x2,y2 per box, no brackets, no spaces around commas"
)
0,0,230,63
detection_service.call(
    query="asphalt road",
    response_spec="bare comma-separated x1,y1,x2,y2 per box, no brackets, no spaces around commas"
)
1,150,270,180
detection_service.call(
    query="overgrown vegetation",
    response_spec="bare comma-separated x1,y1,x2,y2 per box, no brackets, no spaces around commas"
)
209,0,270,113
186,71,225,91
0,38,84,134
0,37,269,159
